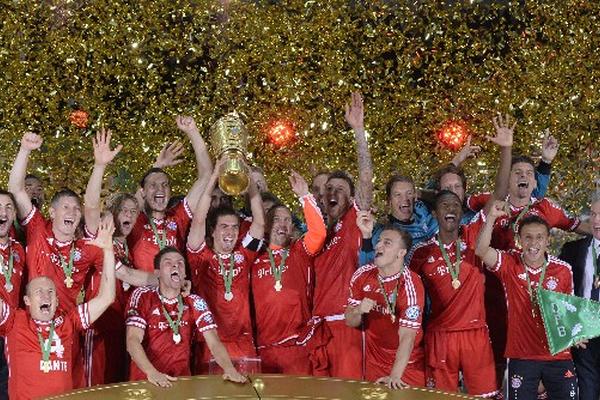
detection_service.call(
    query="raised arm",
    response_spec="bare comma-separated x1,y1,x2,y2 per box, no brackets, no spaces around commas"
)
289,170,326,254
176,115,214,209
533,130,558,199
115,265,158,288
187,164,220,250
475,201,507,269
84,128,122,235
86,217,117,324
8,132,43,218
487,113,514,201
345,92,373,211
247,173,265,240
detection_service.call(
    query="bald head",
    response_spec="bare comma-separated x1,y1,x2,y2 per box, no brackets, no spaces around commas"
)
24,276,58,322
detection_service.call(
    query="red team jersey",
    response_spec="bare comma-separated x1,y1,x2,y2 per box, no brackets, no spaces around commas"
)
21,207,102,313
408,215,486,332
251,240,314,348
128,199,193,273
313,204,361,317
186,235,259,347
489,250,573,361
125,287,217,380
467,193,580,250
348,264,425,382
0,239,26,308
0,302,91,400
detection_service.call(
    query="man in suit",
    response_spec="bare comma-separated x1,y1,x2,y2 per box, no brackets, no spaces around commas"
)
559,190,600,400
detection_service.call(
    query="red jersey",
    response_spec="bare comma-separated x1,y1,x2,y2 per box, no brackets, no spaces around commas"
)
251,240,314,347
0,302,91,400
408,215,487,331
313,204,361,317
489,250,573,360
467,193,580,250
0,239,26,308
348,264,425,365
128,198,193,273
126,286,217,380
21,207,102,313
186,234,259,344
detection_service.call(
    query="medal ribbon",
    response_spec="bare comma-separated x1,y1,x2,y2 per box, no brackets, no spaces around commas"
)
160,293,184,336
267,248,288,286
217,254,235,295
113,239,130,265
512,203,531,235
149,218,167,250
1,246,13,287
57,244,75,282
377,272,401,321
438,237,461,284
521,255,548,315
37,321,55,365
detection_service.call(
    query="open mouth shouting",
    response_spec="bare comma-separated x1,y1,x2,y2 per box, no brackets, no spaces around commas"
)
517,180,529,189
154,193,166,207
170,269,181,284
39,302,51,315
0,217,9,232
63,217,76,230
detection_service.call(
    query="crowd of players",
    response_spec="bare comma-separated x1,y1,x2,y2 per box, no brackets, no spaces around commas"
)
0,92,598,400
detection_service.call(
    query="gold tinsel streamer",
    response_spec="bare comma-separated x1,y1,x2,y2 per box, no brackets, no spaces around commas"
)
0,1,598,215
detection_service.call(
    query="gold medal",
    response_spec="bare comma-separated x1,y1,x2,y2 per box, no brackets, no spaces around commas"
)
41,360,51,373
4,282,13,293
64,276,74,288
274,280,283,292
224,291,233,301
173,333,181,344
390,314,396,324
451,279,461,289
594,275,600,289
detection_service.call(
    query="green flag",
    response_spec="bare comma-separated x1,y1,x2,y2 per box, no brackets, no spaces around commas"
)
538,288,600,355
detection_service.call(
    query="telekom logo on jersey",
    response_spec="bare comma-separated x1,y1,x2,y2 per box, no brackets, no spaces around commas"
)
156,320,190,331
257,265,289,279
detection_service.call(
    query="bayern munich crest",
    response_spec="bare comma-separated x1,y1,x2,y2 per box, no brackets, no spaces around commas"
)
545,277,558,291
73,249,82,262
193,298,207,311
405,306,420,321
511,375,523,389
167,221,178,231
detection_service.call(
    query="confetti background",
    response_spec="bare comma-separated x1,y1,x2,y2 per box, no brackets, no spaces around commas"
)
0,0,598,215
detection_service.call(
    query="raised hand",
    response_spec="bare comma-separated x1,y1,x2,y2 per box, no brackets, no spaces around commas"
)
451,136,481,167
289,170,309,197
222,370,247,384
344,91,364,132
356,210,375,239
541,129,559,163
20,132,43,152
93,128,123,167
154,140,185,169
488,113,515,148
359,298,376,314
176,115,200,138
376,375,408,390
147,370,177,388
487,200,508,221
87,215,115,250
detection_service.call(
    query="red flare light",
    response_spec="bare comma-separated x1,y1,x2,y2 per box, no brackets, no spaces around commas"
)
437,120,469,151
267,119,296,148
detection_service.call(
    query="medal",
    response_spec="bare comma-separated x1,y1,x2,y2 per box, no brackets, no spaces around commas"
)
511,203,532,236
438,236,462,290
173,333,181,344
267,248,288,293
149,217,167,250
1,247,14,292
377,272,401,324
57,244,75,289
218,253,236,302
522,255,548,320
159,293,184,345
37,321,55,374
64,276,74,288
41,360,51,373
4,282,13,292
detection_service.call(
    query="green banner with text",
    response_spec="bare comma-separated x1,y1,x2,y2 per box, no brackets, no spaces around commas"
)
539,288,600,355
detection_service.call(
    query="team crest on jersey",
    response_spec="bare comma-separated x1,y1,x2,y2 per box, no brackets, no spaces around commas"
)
73,249,82,262
334,221,342,233
194,298,207,312
11,251,20,263
167,221,178,231
545,277,558,291
234,253,244,264
511,375,523,389
405,306,420,321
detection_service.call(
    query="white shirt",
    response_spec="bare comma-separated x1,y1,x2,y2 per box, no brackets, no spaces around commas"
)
583,238,600,300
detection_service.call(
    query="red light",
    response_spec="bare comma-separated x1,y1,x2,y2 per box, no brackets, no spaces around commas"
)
437,120,469,151
267,119,296,148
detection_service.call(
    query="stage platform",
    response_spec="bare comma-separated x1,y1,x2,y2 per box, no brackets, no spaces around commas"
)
44,375,475,399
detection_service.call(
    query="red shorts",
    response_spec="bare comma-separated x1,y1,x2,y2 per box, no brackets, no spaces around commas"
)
425,327,498,397
365,345,425,387
311,320,362,380
258,345,311,375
